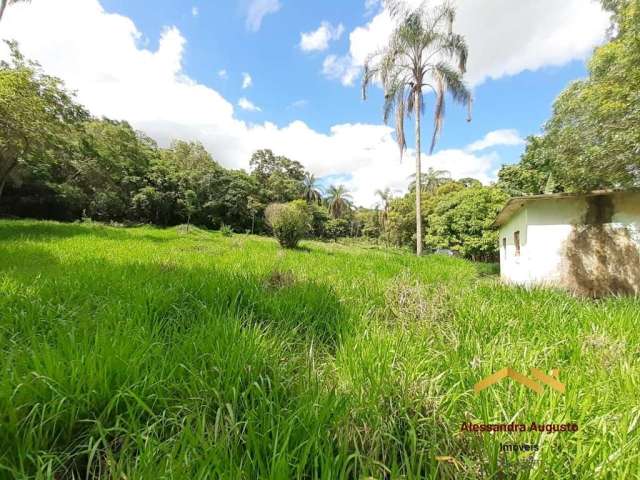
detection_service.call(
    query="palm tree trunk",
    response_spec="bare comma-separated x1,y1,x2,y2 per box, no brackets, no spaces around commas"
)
414,90,422,256
0,157,18,200
0,0,8,21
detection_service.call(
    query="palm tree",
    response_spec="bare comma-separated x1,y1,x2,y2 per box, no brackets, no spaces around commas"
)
375,187,393,230
408,167,451,193
0,0,29,21
302,173,323,205
326,184,352,218
362,2,471,255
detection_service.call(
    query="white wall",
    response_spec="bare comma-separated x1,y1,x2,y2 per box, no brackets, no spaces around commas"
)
499,193,640,293
499,207,529,284
525,197,584,285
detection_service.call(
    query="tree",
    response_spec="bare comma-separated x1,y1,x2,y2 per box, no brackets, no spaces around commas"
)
302,173,323,204
326,184,352,218
497,135,558,196
250,149,306,203
0,0,28,21
362,2,471,255
180,189,198,231
512,0,640,193
73,119,157,220
408,167,451,193
426,185,508,261
375,187,393,233
0,41,87,199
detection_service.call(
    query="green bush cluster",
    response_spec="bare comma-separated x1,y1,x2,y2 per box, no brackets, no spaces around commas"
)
265,200,311,248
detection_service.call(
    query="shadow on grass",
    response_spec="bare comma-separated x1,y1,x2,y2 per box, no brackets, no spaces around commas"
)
0,220,172,244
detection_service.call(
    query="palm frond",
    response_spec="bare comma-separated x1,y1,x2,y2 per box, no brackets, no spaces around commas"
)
430,72,445,155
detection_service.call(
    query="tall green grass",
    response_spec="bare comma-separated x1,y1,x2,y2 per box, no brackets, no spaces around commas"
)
0,220,638,479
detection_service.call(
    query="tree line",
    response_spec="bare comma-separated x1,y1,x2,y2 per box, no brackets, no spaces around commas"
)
0,39,506,259
2,0,636,260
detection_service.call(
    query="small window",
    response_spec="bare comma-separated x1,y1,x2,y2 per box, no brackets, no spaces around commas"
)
502,237,506,255
514,231,521,256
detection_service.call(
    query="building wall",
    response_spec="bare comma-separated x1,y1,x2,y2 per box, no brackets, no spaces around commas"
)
499,192,640,296
499,207,529,284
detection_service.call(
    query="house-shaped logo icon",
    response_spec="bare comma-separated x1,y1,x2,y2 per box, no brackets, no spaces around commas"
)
474,368,565,395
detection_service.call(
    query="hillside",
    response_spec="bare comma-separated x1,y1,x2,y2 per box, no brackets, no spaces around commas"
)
0,220,638,479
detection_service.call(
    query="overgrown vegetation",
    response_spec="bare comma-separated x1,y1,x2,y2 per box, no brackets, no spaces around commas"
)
0,220,638,478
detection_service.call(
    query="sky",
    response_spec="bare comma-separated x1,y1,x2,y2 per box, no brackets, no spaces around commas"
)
0,0,610,206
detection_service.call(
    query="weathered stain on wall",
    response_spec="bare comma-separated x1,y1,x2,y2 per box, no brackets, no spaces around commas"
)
562,195,640,297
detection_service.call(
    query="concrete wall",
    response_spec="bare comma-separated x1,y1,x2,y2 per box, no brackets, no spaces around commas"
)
499,207,529,284
499,192,640,296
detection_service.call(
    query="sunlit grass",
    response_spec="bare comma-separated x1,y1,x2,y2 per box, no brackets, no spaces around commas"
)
0,220,638,479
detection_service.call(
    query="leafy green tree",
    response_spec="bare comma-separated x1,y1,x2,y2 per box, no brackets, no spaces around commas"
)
326,184,352,218
362,3,471,255
0,41,87,199
358,208,383,239
250,149,306,203
73,119,157,220
180,189,198,231
324,218,350,241
513,0,640,192
305,202,330,238
497,135,559,195
426,185,508,261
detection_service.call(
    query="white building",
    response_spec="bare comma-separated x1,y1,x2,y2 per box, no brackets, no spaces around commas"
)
493,191,640,297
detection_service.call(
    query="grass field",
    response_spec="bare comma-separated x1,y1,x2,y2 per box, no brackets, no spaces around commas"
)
0,220,638,479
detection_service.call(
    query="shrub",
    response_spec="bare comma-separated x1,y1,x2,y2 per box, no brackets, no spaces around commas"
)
220,224,233,237
324,218,350,240
265,200,311,248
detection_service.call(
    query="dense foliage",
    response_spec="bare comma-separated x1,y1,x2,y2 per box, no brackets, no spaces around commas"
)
498,0,640,194
385,180,507,260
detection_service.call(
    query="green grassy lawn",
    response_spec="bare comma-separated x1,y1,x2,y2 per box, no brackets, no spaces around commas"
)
0,220,638,479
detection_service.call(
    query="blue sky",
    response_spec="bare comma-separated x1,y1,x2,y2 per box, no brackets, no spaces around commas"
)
1,0,609,205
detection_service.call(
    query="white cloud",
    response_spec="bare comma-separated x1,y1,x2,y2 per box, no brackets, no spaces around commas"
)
0,0,507,207
218,69,228,79
245,0,281,32
300,21,345,52
241,72,252,89
238,97,262,112
191,6,198,17
322,54,359,86
289,99,308,109
467,129,525,152
331,0,609,87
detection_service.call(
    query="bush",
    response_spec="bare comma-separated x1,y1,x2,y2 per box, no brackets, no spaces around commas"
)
265,200,311,248
307,203,330,238
324,218,350,240
220,224,233,237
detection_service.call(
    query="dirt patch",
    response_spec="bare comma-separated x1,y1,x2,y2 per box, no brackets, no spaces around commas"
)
264,269,296,290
